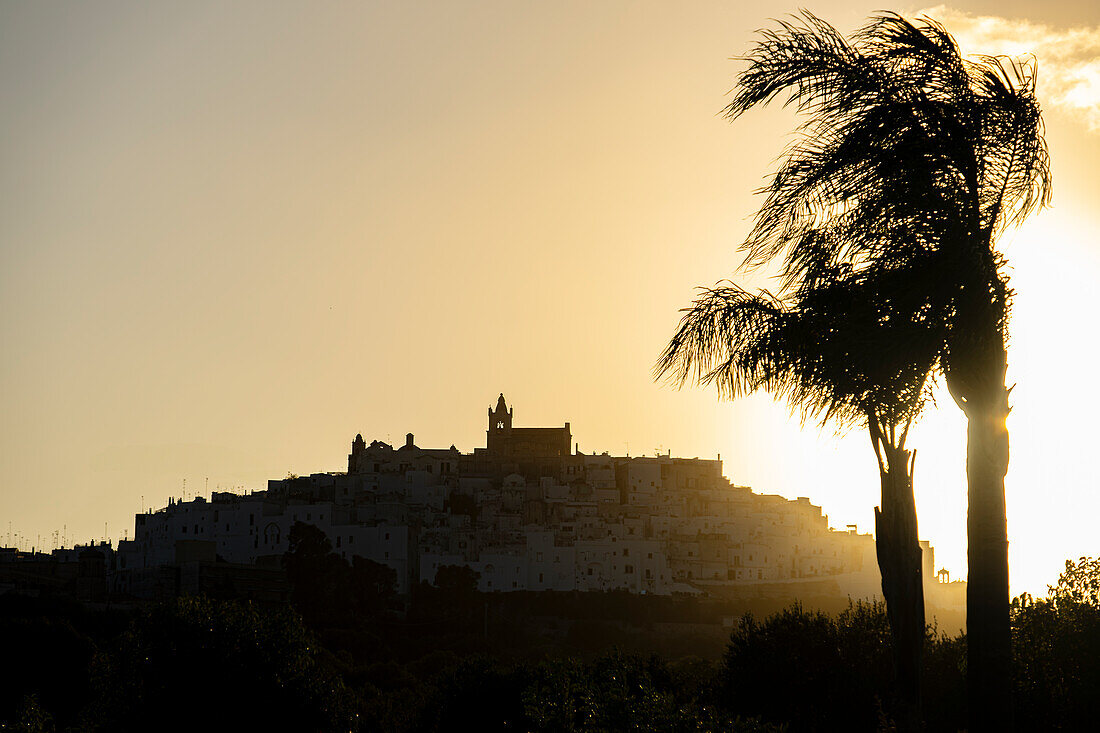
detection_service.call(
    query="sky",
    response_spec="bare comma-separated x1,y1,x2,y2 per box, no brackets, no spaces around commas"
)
1,1,1097,596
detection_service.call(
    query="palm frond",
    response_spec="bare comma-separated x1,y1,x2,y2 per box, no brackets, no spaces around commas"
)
657,264,947,432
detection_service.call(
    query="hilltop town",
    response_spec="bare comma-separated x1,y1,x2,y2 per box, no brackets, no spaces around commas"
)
2,395,963,617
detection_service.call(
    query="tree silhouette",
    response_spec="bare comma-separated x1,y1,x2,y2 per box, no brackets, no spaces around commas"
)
706,12,1049,729
283,522,397,626
657,257,941,729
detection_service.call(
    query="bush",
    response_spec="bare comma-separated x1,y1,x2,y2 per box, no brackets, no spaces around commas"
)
718,601,892,731
1012,557,1100,729
84,597,354,732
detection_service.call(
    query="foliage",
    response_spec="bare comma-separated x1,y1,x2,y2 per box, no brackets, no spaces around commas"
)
724,11,1049,301
0,596,125,731
13,695,53,733
1049,555,1100,607
432,564,480,597
654,9,1054,434
407,652,781,733
5,558,1100,731
82,596,354,732
715,600,969,731
283,521,397,627
719,601,892,731
1011,557,1100,729
657,273,941,438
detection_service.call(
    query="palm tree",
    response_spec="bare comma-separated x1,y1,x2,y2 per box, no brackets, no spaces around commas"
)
715,12,1050,730
657,260,942,730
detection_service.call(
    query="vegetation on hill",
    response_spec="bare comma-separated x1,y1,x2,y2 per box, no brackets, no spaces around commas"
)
1,556,1097,731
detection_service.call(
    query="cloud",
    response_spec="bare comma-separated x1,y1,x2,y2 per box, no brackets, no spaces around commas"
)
917,6,1100,131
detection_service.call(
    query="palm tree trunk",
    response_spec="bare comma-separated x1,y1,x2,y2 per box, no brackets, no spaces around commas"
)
965,378,1012,732
874,441,925,731
947,268,1014,732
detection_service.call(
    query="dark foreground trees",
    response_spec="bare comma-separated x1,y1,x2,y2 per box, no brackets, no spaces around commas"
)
87,597,355,732
1011,557,1100,729
721,601,967,732
283,521,398,627
2,557,1099,731
698,12,1050,729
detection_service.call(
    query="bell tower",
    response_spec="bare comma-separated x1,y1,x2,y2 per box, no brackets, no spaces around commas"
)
487,393,513,453
348,433,366,473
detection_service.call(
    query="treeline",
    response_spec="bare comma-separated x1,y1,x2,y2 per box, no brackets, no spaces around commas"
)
3,554,1098,731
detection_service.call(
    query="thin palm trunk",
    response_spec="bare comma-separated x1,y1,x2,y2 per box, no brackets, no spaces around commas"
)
959,362,1012,732
871,425,925,731
948,264,1014,731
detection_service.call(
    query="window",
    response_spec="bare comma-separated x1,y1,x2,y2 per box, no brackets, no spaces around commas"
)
384,552,389,559
622,548,629,557
182,526,187,534
625,565,634,574
539,573,544,583
385,532,390,540
647,553,653,559
336,536,341,548
645,569,652,579
536,552,543,561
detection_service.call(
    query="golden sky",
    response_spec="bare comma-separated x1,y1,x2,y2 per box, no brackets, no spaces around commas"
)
2,1,1098,596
